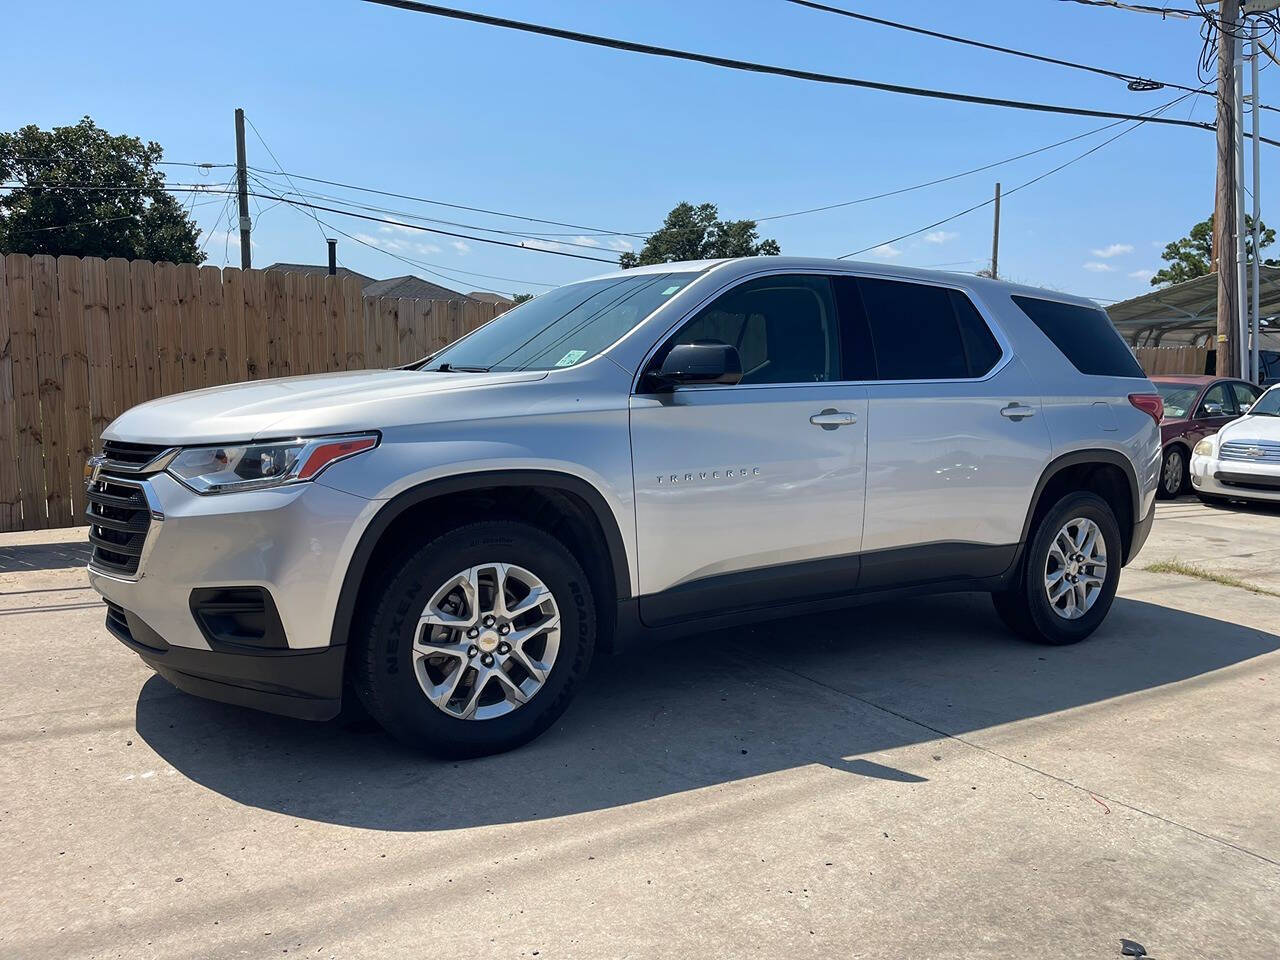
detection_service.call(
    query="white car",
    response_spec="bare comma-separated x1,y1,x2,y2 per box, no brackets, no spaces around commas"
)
1191,384,1280,504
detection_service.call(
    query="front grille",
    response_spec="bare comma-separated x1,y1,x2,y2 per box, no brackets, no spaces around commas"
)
86,475,152,576
1220,439,1280,463
101,440,171,472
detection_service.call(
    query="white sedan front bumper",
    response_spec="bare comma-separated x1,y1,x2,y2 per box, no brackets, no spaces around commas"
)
1190,452,1280,503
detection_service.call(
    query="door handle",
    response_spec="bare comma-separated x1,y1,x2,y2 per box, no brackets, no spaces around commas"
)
810,409,857,430
1000,402,1036,421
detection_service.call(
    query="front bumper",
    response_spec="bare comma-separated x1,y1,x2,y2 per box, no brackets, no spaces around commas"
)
1190,454,1280,502
105,601,344,720
89,470,382,719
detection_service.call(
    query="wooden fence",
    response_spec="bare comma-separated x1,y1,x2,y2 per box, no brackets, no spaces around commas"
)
1134,345,1210,376
0,253,505,532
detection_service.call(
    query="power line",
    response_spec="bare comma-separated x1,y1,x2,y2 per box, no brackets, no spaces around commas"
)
242,113,333,253
783,0,1260,106
359,0,1229,135
757,114,1142,222
0,182,623,264
248,170,633,251
246,174,556,289
841,91,1192,259
246,164,647,239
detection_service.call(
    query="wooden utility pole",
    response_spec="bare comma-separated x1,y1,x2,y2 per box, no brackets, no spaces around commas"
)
1215,0,1240,377
990,182,1001,280
234,108,252,270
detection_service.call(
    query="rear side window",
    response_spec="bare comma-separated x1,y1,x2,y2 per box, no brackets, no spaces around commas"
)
835,277,1003,380
1012,295,1145,378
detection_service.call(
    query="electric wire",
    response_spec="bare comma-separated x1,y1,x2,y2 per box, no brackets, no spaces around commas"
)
841,90,1193,259
358,0,1227,134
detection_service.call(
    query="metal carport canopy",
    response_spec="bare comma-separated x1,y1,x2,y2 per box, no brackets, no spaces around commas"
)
1106,266,1280,347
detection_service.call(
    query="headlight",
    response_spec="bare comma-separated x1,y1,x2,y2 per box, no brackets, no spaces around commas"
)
1193,437,1215,458
166,434,378,494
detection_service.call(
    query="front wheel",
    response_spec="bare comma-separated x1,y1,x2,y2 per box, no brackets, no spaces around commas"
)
351,520,596,758
992,491,1122,645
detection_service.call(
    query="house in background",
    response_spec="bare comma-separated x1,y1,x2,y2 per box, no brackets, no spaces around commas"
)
467,291,516,308
265,262,478,303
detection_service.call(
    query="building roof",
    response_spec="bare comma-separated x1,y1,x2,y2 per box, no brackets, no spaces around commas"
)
1107,266,1280,347
362,275,473,301
263,263,375,286
467,291,515,306
263,264,472,302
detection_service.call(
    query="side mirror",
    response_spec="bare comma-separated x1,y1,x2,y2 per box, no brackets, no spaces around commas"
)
651,342,743,389
1202,401,1224,417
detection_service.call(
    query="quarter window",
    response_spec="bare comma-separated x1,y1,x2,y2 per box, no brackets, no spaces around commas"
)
1012,295,1146,378
659,275,839,385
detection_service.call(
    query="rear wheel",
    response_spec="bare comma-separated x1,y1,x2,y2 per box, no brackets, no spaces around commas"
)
352,520,596,757
992,491,1121,645
1157,446,1188,499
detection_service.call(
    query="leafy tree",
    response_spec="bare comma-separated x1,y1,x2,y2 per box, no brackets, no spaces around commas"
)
618,202,779,268
0,117,205,263
511,292,535,304
1151,213,1276,286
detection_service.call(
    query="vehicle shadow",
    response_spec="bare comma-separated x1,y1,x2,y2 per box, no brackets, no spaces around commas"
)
134,591,1279,832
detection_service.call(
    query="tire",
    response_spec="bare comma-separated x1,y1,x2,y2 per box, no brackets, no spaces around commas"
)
351,520,596,758
991,491,1122,646
1157,445,1188,499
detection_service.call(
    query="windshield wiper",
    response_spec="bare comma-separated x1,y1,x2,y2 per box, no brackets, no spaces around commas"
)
429,363,490,373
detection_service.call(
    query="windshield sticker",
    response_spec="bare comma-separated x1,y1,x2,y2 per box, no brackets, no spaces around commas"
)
661,285,681,295
555,349,587,367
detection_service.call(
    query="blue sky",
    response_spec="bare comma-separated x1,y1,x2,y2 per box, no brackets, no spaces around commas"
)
6,0,1267,301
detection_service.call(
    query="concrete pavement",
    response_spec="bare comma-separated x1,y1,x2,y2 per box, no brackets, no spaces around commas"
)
1,500,1277,959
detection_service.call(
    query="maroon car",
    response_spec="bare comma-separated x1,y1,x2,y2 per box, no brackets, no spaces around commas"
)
1152,375,1266,498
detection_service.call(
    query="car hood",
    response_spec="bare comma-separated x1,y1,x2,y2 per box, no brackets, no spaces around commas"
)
1218,413,1280,443
102,369,549,445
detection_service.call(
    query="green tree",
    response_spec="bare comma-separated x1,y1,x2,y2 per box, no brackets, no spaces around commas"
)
511,292,535,304
0,117,205,263
618,202,779,268
1151,213,1276,286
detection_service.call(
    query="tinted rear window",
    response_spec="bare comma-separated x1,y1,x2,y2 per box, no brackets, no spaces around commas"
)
836,277,1003,380
1012,295,1145,378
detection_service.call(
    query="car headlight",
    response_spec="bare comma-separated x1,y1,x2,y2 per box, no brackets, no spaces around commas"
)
166,433,378,494
1193,437,1216,458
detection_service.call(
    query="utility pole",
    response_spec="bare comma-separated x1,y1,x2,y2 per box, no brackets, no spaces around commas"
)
990,182,1001,280
327,238,338,276
1235,26,1250,379
1215,0,1240,378
234,108,252,270
1250,19,1263,382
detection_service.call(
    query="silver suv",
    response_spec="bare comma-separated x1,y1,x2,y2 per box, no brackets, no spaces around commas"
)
88,257,1162,756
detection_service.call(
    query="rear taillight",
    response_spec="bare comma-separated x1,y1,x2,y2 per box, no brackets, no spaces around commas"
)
1128,393,1164,423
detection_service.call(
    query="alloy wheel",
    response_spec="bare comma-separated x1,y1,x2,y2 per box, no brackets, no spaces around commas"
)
1044,517,1107,620
1162,448,1184,496
412,562,561,720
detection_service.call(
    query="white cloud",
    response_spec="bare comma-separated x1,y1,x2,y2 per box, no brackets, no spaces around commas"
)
871,244,902,260
924,230,958,245
572,235,601,247
378,223,418,236
607,237,633,252
414,242,442,255
451,240,471,255
1090,243,1133,258
1083,261,1114,272
1127,269,1154,280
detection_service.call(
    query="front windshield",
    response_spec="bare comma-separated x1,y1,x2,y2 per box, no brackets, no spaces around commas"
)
1155,382,1200,419
1249,385,1280,416
425,272,695,372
